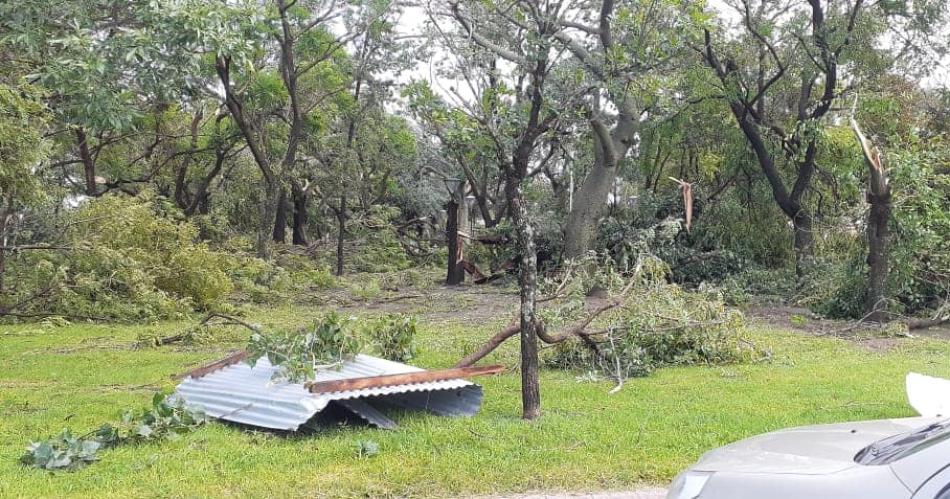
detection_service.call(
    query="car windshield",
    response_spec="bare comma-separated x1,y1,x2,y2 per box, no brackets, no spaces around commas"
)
855,419,950,465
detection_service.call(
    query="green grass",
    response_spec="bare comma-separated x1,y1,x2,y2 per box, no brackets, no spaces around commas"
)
1,306,949,498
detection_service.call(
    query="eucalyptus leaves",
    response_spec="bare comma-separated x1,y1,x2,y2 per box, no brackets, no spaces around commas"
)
21,393,207,471
246,312,362,383
245,312,419,383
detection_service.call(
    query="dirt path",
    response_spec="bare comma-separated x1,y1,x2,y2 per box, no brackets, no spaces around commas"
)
347,284,950,347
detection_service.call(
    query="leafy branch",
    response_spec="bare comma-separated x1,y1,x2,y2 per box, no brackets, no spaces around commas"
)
21,393,207,471
246,312,362,382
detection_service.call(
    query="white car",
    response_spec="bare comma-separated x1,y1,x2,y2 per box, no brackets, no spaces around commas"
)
668,416,950,499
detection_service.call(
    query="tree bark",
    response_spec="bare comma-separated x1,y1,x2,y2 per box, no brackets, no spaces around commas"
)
445,181,466,285
852,118,892,322
865,196,890,320
506,169,540,420
335,193,346,276
291,186,308,246
273,187,288,243
0,191,12,292
563,157,614,259
257,183,278,260
445,197,463,285
792,210,814,276
75,128,97,197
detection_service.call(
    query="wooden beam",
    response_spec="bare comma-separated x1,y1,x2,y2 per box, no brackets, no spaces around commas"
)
305,365,505,394
176,350,248,380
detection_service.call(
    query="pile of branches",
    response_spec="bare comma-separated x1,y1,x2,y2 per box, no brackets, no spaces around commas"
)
457,255,757,388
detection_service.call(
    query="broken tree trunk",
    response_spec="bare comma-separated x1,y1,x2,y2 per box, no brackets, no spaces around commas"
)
851,117,892,323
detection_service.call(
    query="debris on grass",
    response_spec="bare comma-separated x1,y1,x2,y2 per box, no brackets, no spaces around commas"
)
21,393,207,471
174,353,502,431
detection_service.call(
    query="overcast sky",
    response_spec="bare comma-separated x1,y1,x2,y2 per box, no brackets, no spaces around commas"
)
390,0,948,106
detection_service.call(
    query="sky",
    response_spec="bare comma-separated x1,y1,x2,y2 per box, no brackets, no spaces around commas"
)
390,0,949,107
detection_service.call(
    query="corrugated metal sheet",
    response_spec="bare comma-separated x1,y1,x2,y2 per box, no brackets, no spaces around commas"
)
174,354,482,431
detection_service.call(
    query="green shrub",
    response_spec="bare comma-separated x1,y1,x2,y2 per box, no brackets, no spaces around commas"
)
718,266,798,306
158,245,234,309
278,253,337,290
2,192,235,320
227,255,293,303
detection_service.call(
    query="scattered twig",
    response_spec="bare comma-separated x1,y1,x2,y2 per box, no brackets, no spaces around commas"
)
373,294,423,304
149,313,262,346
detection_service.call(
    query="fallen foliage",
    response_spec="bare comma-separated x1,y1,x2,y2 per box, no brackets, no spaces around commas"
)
21,393,207,471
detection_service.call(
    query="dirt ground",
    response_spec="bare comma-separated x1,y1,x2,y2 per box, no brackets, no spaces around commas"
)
343,282,950,351
746,304,950,350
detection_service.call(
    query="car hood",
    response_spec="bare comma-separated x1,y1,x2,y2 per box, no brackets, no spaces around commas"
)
692,417,941,475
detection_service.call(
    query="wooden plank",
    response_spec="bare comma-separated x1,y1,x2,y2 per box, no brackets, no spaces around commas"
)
175,350,248,380
305,364,505,394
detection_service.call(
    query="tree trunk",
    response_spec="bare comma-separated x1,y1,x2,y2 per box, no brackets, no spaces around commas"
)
335,193,346,276
0,192,11,292
852,118,892,322
563,156,614,259
173,161,190,211
792,210,814,277
561,101,637,260
505,170,540,420
273,188,288,243
257,183,278,260
445,198,462,285
291,187,308,246
865,195,890,321
75,128,97,197
445,181,466,285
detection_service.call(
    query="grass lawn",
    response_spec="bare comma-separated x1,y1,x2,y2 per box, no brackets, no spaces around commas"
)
1,301,949,498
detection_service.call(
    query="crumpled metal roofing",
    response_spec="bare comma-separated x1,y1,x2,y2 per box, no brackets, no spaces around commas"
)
174,354,483,430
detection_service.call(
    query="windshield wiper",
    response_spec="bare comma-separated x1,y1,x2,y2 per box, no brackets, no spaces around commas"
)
856,421,950,465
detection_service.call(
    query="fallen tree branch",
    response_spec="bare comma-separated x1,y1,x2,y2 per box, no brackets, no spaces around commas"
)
460,258,516,284
198,313,262,332
150,313,262,346
821,309,949,336
455,322,521,368
455,274,640,367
